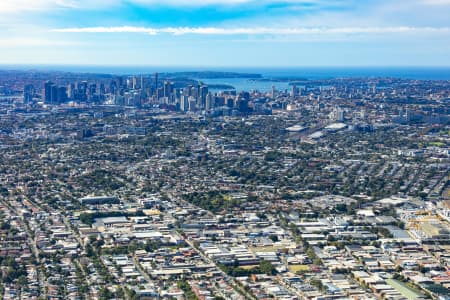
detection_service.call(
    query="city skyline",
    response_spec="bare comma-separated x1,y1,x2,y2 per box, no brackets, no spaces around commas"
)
1,0,450,66
0,66,449,300
1,3,450,295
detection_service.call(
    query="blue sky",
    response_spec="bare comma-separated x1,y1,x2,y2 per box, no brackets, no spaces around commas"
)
1,0,450,66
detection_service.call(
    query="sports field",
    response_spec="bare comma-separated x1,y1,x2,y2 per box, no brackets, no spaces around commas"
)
386,279,424,299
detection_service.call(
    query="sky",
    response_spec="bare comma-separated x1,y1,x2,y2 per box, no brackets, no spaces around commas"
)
1,0,450,67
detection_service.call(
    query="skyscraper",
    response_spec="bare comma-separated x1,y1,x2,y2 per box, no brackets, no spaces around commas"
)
67,83,75,99
200,85,209,109
292,85,298,97
180,95,188,112
51,85,58,104
44,81,54,103
78,81,88,101
88,84,97,101
154,72,158,96
330,107,345,122
109,80,118,95
190,86,198,99
205,93,214,110
57,86,67,103
99,83,106,95
163,81,173,99
23,84,34,103
188,97,197,112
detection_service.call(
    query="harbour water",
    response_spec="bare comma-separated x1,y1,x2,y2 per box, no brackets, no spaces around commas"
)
1,65,449,92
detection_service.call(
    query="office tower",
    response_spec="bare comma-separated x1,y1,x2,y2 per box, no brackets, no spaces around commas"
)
44,81,54,103
99,83,106,95
140,76,144,90
57,86,67,103
89,84,97,95
163,81,173,98
117,77,123,88
156,87,164,99
237,98,249,113
23,84,34,103
200,85,208,108
360,109,367,120
190,86,198,99
271,85,276,98
78,81,88,101
88,84,97,101
292,85,298,97
214,96,225,107
109,80,117,95
174,88,181,100
79,81,88,91
185,86,192,97
154,72,158,96
132,76,138,90
331,107,345,122
67,83,75,99
50,85,58,104
337,108,344,122
180,95,188,112
205,93,214,110
133,92,140,106
405,108,412,121
226,98,234,108
188,97,197,112
123,91,130,102
239,91,250,101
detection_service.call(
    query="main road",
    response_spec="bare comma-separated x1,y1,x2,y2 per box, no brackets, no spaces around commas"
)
167,191,256,300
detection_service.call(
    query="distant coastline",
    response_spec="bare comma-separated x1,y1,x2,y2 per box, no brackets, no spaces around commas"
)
1,65,450,93
1,65,450,81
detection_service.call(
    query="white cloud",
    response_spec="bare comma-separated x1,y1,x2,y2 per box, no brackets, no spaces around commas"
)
0,0,124,12
0,0,75,12
0,37,79,46
129,0,333,6
130,0,250,5
0,0,340,12
51,26,450,35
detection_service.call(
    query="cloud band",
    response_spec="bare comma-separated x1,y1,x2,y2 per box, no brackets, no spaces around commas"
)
51,26,450,35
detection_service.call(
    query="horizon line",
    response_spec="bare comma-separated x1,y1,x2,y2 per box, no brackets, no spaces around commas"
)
2,64,450,69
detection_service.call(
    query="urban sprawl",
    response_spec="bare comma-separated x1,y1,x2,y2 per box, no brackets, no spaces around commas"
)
0,69,449,300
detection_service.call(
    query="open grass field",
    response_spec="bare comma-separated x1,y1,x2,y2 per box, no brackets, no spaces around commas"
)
250,246,277,252
240,265,259,270
288,265,310,273
386,279,424,299
250,244,292,253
